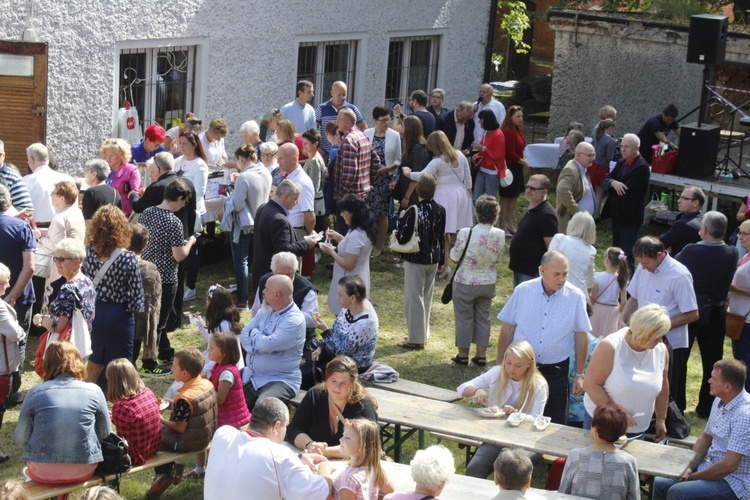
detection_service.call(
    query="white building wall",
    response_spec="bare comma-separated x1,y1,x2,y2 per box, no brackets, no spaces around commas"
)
0,0,490,173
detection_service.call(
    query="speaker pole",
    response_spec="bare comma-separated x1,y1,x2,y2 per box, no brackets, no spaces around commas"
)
698,65,710,127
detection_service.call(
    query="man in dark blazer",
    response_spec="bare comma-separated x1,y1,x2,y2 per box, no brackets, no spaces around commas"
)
439,101,475,158
252,179,318,294
129,152,197,238
602,133,650,271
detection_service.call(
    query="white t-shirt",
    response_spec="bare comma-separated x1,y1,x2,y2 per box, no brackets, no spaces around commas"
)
284,166,315,228
199,131,227,166
456,365,548,416
174,156,209,216
548,234,596,298
204,426,330,500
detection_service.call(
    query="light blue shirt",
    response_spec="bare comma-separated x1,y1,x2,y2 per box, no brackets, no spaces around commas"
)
627,253,697,349
241,301,305,392
575,160,596,217
701,390,750,498
280,99,316,135
497,278,591,364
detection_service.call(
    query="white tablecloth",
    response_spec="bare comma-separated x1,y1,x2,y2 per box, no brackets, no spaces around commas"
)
525,143,560,169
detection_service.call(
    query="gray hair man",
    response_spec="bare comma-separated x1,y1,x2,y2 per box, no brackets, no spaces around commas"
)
82,159,122,225
675,211,737,417
205,397,333,500
440,101,475,157
23,143,74,225
492,448,533,498
601,133,650,271
473,83,506,146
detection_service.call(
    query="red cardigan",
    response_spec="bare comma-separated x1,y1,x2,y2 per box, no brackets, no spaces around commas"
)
502,127,525,164
478,129,507,177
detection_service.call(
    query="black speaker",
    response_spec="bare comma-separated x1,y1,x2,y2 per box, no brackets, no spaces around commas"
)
687,14,728,65
676,123,721,178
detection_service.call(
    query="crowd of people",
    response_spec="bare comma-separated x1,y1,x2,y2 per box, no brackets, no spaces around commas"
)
0,81,748,499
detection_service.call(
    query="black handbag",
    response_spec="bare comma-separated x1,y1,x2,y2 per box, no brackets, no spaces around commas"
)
666,400,691,439
96,432,132,491
441,229,472,305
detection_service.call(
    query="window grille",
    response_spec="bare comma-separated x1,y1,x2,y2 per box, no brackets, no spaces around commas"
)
297,40,358,107
385,36,440,113
118,45,196,131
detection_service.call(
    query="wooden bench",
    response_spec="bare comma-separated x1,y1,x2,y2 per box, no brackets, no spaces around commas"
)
25,448,206,500
362,378,460,403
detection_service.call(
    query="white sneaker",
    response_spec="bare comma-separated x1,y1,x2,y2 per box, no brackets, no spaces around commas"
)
183,287,197,301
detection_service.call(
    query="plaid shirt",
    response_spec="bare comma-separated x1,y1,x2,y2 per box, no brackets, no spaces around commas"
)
334,127,380,201
700,389,750,498
111,388,162,465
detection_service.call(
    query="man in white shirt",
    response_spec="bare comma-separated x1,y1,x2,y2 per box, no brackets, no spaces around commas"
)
473,83,506,145
622,236,698,413
204,397,332,500
23,143,74,225
276,143,315,240
497,250,590,424
281,80,316,135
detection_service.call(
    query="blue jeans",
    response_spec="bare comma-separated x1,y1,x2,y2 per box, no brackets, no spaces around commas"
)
243,380,296,412
231,231,253,304
473,170,500,202
513,272,537,287
653,476,736,500
733,323,750,393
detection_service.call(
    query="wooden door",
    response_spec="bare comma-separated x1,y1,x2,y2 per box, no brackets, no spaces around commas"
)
0,40,48,176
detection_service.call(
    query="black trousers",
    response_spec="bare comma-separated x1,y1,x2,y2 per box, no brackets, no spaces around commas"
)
688,306,727,417
538,358,570,425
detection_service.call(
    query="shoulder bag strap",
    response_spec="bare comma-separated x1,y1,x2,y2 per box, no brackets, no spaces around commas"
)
593,275,618,303
448,228,473,284
93,247,124,288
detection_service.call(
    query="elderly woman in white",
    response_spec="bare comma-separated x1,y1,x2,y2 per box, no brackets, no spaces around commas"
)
383,445,456,499
548,211,596,300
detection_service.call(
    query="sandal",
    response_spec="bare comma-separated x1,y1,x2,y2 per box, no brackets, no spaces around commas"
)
471,357,487,367
451,355,469,365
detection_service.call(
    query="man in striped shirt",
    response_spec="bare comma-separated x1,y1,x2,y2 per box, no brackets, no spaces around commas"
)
0,141,33,213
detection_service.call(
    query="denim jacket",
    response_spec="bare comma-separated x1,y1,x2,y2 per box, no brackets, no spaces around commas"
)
15,375,111,464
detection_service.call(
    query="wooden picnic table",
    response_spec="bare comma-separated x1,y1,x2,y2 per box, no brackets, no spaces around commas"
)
368,387,694,479
362,377,461,403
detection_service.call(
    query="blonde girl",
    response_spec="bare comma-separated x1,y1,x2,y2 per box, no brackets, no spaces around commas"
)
589,247,630,338
457,340,548,478
334,419,394,499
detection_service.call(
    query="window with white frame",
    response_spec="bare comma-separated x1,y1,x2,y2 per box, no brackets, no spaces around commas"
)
385,36,440,111
118,45,196,130
297,40,358,107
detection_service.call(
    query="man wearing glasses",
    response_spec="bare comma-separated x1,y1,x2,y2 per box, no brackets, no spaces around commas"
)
508,174,558,286
659,186,705,255
556,142,597,234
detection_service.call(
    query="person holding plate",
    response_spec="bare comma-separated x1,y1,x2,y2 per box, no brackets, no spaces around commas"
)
456,340,548,479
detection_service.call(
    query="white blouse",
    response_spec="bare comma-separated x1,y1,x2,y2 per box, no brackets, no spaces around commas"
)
457,365,548,417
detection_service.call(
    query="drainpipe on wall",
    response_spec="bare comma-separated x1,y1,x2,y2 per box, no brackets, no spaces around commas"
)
484,0,500,82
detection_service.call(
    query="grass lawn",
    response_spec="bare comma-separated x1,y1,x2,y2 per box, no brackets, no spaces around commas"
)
0,172,721,498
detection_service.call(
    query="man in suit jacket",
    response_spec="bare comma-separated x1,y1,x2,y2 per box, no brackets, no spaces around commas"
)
252,179,318,294
602,133,650,271
555,142,597,234
440,101,475,158
129,152,197,238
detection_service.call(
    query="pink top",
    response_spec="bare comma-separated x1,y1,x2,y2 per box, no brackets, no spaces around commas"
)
334,465,378,499
108,162,142,215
